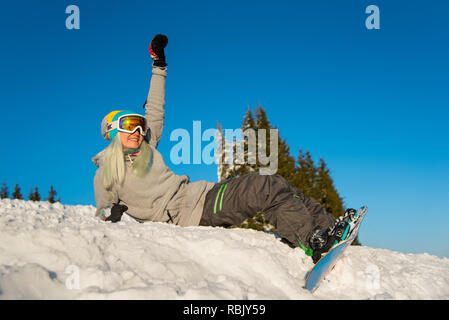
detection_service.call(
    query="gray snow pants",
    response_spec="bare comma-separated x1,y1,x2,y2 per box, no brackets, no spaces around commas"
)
199,172,335,250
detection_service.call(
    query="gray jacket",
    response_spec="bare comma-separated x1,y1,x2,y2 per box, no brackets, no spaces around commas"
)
92,66,215,226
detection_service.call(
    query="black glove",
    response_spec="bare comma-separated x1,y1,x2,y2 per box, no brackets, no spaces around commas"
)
104,204,128,223
149,34,168,67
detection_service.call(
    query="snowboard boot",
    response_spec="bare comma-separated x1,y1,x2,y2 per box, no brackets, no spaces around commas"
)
309,208,357,263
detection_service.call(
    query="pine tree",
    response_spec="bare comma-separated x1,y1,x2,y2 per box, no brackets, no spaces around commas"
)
234,106,258,177
12,184,23,200
0,181,9,199
47,185,57,204
293,149,318,198
33,187,41,202
252,105,277,176
314,158,345,218
215,121,224,181
255,105,270,134
255,105,272,167
218,105,289,180
28,186,35,201
216,121,238,181
275,134,296,184
242,105,257,130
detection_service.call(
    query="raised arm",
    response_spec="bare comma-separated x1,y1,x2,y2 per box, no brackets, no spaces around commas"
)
144,34,168,149
145,67,167,148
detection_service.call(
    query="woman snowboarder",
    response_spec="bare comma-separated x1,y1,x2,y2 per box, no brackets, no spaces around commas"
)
92,34,356,263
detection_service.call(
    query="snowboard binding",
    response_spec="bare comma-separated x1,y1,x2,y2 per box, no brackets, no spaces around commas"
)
309,208,359,264
304,206,368,292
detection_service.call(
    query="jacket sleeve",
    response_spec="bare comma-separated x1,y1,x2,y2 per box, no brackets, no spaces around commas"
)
145,66,167,149
93,167,118,217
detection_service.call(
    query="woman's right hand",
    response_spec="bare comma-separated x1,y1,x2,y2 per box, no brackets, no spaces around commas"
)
103,204,128,223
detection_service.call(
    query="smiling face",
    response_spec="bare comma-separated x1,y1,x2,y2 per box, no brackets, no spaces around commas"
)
119,130,144,150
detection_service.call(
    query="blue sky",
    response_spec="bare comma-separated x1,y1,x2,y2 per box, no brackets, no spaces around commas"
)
0,0,448,257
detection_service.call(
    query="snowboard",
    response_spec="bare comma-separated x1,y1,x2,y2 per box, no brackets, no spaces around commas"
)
304,206,368,293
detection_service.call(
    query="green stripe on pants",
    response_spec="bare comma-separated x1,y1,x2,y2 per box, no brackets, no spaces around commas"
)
213,184,224,214
219,183,228,211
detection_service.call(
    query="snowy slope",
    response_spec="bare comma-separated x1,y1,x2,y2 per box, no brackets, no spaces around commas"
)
0,199,448,300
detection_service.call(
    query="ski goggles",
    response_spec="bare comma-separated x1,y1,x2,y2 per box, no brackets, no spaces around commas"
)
108,114,147,135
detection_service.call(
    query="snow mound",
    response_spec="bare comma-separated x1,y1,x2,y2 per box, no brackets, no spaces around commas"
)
0,199,448,300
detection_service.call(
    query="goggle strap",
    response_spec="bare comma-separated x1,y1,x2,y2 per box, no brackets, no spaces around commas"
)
107,122,118,131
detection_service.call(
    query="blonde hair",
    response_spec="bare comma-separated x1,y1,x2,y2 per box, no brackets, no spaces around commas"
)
103,132,153,189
